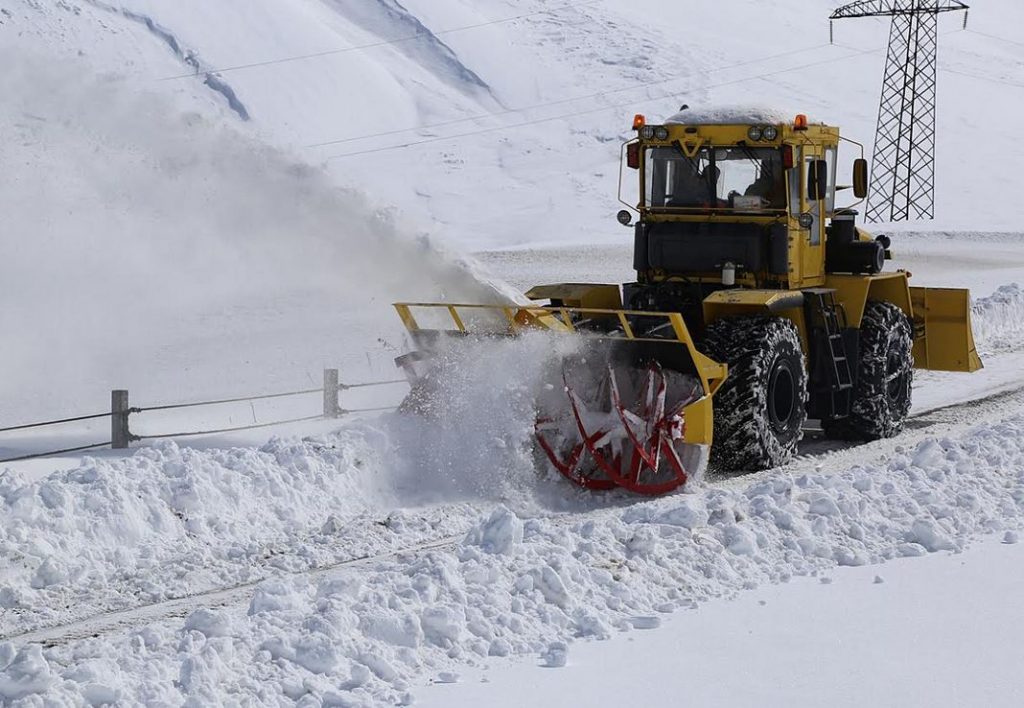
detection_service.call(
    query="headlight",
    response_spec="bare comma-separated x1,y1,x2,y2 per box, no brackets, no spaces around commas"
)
640,126,656,139
654,126,669,140
762,125,779,140
798,213,815,229
747,126,763,141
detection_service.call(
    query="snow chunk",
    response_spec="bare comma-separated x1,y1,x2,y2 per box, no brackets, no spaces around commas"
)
655,502,708,529
541,641,568,668
909,519,956,552
0,646,55,700
807,494,841,517
183,608,232,638
724,524,758,556
420,606,464,647
626,616,661,630
464,506,523,555
30,558,67,589
530,565,573,609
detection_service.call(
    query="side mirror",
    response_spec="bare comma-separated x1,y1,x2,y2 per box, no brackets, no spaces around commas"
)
853,158,869,199
626,142,641,170
807,159,828,201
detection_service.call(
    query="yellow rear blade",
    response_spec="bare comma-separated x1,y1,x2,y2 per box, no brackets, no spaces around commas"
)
911,287,983,372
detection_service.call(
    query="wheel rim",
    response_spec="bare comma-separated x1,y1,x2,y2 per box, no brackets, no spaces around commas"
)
767,359,797,434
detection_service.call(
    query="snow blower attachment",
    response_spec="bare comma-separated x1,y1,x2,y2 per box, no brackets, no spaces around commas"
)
394,109,982,494
394,302,726,495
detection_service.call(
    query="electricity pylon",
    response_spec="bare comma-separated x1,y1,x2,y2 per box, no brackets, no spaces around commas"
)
831,1,969,222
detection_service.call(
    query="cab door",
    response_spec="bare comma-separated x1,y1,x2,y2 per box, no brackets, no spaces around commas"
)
801,149,826,284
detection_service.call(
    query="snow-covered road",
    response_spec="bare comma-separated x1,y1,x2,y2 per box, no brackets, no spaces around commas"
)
3,274,1024,705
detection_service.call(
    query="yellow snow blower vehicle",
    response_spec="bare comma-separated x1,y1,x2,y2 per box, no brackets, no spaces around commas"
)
393,109,982,495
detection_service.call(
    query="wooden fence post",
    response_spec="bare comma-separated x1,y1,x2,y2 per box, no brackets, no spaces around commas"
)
112,390,131,449
323,369,341,418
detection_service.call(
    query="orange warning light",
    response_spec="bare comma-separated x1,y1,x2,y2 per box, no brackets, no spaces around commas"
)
794,114,809,130
633,114,646,130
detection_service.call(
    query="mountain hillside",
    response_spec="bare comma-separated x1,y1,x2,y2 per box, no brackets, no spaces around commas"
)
5,0,1022,250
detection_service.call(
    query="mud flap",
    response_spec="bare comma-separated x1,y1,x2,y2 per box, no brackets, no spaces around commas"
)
910,287,983,372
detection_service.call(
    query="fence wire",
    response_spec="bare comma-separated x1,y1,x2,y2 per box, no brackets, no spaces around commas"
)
0,375,406,462
133,414,326,441
0,411,112,435
132,387,324,413
0,441,112,465
340,380,407,390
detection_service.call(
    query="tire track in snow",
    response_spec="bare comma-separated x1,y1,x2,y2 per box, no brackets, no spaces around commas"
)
4,534,465,648
714,374,1024,491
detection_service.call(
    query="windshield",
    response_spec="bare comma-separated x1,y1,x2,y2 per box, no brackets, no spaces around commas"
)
644,146,785,211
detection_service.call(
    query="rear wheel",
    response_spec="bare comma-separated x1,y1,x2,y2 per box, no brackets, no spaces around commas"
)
824,301,913,441
703,316,808,471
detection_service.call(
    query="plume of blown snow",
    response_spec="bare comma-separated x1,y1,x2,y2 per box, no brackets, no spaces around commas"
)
377,332,586,511
0,48,519,416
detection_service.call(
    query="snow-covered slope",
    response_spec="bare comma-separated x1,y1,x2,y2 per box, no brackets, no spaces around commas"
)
4,0,1023,251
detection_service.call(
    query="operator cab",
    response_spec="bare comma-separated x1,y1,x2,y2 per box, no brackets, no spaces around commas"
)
620,109,872,303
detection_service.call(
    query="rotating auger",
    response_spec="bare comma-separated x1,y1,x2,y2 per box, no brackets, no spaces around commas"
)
535,362,703,495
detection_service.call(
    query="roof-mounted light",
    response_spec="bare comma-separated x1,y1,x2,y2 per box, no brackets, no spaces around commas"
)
747,126,763,141
762,125,779,140
633,114,646,130
794,114,809,131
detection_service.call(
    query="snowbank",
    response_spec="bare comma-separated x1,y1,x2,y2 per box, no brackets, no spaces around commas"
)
0,332,590,638
3,412,1023,705
0,432,476,639
972,284,1024,354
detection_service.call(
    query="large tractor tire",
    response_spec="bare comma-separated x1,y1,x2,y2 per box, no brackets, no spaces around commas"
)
824,300,913,441
703,316,808,472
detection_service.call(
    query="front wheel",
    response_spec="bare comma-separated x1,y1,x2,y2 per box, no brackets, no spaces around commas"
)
824,301,913,441
703,316,809,472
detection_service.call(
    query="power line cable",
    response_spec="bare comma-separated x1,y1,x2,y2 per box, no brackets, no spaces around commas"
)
305,41,834,149
939,66,1024,89
325,42,888,161
159,0,600,81
963,28,1024,50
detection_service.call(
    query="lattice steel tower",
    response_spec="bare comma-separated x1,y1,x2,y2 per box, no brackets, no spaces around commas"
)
831,1,968,222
